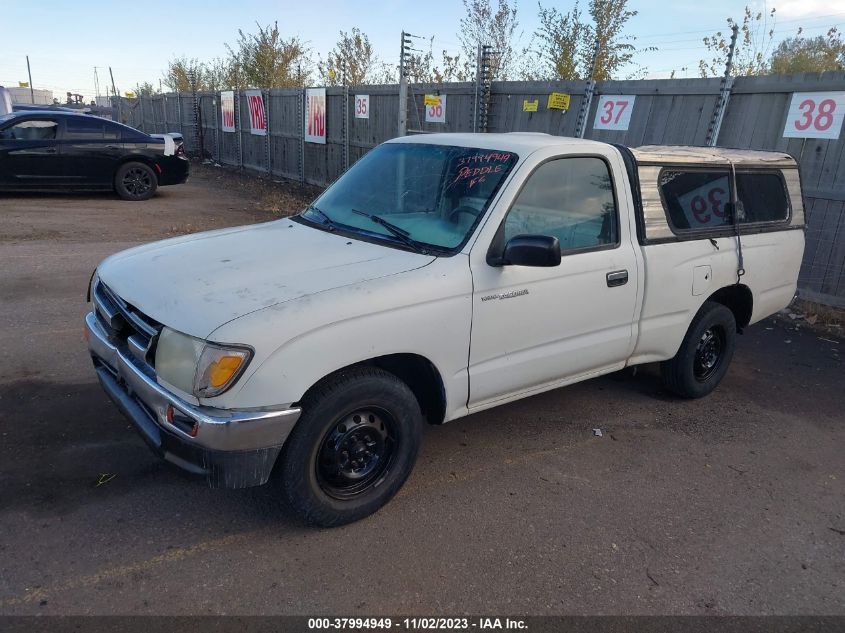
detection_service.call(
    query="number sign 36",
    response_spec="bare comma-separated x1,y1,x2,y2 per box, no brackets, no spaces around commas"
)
425,95,446,124
593,95,635,131
783,92,845,139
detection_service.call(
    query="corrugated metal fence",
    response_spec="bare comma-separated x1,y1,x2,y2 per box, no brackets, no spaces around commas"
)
118,72,845,307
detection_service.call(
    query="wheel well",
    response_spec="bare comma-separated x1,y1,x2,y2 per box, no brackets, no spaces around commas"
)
300,354,447,425
707,284,753,331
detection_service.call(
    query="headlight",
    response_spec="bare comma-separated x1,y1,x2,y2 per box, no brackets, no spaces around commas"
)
193,343,252,397
155,327,252,398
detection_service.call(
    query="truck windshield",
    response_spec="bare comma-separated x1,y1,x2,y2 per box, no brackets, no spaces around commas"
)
300,143,518,252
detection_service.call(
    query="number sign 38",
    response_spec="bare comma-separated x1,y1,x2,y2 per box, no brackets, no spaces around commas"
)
783,92,845,139
593,95,635,131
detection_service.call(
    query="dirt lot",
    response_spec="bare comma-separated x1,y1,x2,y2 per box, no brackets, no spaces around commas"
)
0,164,843,616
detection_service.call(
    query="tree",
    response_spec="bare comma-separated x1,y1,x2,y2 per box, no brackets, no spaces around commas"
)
437,51,470,82
769,28,845,74
319,28,382,85
525,1,589,80
134,82,157,97
405,36,438,83
590,0,641,80
699,6,776,77
163,56,208,92
225,21,310,88
457,0,519,80
522,0,645,80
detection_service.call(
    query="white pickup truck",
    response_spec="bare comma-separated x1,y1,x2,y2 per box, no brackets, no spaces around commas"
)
85,133,805,525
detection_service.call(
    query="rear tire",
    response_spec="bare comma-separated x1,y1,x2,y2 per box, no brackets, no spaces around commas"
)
115,162,157,201
278,367,423,527
661,301,737,399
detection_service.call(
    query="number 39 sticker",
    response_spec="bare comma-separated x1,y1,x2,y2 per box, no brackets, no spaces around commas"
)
593,95,635,131
783,92,845,139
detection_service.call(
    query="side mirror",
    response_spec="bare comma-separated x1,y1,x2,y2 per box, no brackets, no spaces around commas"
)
499,234,561,267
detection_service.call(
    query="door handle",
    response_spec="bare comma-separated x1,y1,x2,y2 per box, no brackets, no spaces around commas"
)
44,148,57,154
606,270,628,287
106,145,120,150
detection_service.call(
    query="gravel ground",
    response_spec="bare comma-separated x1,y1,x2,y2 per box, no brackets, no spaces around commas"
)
0,165,843,616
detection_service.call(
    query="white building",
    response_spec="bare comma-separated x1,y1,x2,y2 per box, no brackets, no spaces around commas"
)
7,86,54,105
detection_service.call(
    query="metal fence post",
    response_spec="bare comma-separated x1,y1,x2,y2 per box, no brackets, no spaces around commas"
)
214,92,220,163
706,24,739,147
575,39,601,139
176,90,184,147
265,89,272,175
344,84,350,171
235,89,243,169
299,87,305,183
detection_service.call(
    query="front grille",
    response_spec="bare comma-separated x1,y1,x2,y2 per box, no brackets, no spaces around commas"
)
93,280,162,368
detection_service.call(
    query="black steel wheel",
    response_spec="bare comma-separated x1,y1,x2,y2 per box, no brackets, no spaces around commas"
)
316,407,396,499
114,162,158,201
693,326,726,382
278,367,423,527
661,301,737,398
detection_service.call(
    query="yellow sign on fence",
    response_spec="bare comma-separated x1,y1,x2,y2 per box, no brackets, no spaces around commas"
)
523,99,539,112
424,94,442,107
18,81,29,88
547,92,571,110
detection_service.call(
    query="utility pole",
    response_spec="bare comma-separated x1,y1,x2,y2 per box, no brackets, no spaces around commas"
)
94,67,101,100
109,66,121,122
25,56,34,104
575,39,600,139
706,23,739,147
398,30,413,137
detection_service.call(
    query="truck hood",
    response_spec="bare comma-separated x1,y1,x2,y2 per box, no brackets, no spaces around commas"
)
97,219,435,338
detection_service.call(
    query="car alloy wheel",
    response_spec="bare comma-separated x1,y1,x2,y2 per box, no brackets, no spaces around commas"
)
123,167,152,197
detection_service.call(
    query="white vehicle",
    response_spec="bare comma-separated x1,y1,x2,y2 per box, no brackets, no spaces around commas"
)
85,133,805,525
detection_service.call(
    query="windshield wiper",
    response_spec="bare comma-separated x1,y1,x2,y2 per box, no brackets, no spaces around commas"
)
301,205,337,231
351,209,429,254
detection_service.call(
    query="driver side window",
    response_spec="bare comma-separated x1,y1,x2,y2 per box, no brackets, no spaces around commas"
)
504,157,618,253
0,119,58,141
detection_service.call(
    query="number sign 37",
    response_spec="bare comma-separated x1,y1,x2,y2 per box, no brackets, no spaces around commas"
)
783,92,845,139
593,95,635,131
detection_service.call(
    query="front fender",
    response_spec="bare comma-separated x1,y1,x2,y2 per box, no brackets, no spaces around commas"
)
203,257,474,422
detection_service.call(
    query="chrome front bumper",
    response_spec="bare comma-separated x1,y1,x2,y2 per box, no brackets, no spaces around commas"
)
85,311,301,487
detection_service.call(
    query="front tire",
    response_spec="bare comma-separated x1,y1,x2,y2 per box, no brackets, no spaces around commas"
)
278,367,423,527
661,301,737,399
115,162,158,201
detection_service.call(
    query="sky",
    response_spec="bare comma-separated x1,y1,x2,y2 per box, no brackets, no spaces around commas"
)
2,0,844,102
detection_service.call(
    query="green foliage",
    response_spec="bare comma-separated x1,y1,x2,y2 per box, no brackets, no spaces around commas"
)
225,22,310,88
319,28,393,85
457,0,520,80
522,0,646,81
133,81,157,97
770,29,845,74
162,57,208,92
699,6,776,77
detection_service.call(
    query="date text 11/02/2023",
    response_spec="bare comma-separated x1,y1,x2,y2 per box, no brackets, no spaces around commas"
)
307,618,528,630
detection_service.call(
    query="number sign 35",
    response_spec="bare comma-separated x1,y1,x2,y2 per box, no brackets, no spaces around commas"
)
783,92,845,139
593,95,635,131
354,95,369,120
